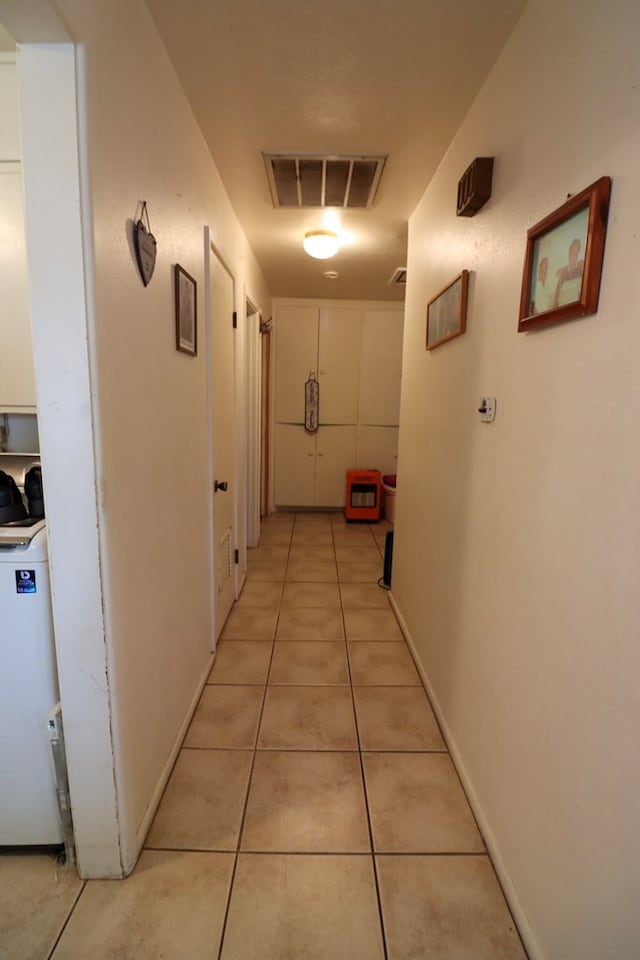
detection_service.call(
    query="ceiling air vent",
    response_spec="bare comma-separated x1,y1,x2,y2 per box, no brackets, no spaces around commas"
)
263,153,386,209
389,267,407,286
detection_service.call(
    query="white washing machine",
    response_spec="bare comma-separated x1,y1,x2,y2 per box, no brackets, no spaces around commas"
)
0,519,63,844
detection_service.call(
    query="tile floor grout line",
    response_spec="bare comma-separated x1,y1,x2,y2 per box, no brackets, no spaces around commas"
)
337,530,390,960
144,845,384,856
215,560,285,960
161,847,500,857
213,682,267,960
45,876,87,960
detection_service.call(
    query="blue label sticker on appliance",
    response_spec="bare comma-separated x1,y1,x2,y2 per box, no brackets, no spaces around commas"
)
16,570,36,594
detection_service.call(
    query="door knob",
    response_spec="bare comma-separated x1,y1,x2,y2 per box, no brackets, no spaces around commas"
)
214,480,228,492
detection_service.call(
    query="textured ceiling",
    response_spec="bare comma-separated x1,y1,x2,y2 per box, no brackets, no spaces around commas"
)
4,4,528,301
145,0,527,301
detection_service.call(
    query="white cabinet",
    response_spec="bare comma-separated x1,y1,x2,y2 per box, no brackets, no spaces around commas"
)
315,426,357,506
0,61,36,412
0,166,36,411
274,424,315,506
273,301,403,508
359,309,403,426
317,308,361,424
275,305,318,423
357,425,399,476
274,424,356,507
275,305,362,426
0,62,21,161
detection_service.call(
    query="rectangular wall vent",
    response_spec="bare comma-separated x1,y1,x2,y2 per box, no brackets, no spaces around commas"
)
263,153,386,209
389,267,407,285
217,529,231,597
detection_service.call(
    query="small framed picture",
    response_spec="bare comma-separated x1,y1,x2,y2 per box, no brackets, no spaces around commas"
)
426,270,469,350
174,264,197,356
518,176,611,332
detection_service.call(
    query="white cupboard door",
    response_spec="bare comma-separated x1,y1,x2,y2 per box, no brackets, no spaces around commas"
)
0,62,21,161
318,308,362,424
359,309,404,426
274,424,316,506
0,167,36,410
275,306,318,423
315,425,357,507
357,425,399,476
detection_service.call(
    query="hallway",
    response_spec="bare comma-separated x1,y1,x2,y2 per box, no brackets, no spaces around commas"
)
1,511,526,959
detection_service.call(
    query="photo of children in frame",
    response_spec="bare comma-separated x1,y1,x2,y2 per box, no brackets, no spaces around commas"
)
529,206,589,316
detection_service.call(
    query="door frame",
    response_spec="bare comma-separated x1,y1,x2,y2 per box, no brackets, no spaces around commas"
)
260,320,271,518
204,227,238,645
9,34,121,876
245,297,261,547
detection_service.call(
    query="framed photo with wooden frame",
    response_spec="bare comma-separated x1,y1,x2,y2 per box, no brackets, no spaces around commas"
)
174,263,197,356
426,270,469,350
518,176,611,332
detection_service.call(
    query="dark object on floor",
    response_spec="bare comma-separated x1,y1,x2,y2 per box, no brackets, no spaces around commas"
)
383,530,394,588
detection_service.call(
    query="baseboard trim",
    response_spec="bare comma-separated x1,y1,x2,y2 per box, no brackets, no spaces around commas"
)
388,592,542,960
130,652,215,862
237,569,247,597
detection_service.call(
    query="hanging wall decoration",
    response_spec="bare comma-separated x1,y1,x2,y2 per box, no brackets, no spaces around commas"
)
174,264,197,356
456,157,494,217
132,201,157,287
518,176,611,332
304,372,319,432
426,271,469,350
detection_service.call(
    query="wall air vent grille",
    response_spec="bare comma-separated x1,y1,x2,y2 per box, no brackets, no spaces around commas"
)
389,267,407,285
217,529,231,597
263,153,386,209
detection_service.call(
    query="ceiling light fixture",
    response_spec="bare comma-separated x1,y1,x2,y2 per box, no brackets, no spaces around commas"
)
303,230,339,260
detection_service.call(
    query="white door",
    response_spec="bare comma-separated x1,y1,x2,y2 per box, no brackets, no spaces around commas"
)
209,245,236,640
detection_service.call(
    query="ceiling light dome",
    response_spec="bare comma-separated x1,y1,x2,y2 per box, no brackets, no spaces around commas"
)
303,230,339,260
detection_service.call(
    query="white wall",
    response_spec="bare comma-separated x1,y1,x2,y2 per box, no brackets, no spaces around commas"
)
393,1,640,958
6,0,270,876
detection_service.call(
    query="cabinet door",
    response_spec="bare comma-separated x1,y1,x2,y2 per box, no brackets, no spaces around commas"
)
274,306,318,423
0,62,21,162
274,424,316,507
359,309,404,425
315,425,357,507
318,308,361,424
357,425,399,476
0,166,36,410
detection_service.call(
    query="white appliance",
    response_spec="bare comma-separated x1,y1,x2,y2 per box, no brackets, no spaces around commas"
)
0,518,63,844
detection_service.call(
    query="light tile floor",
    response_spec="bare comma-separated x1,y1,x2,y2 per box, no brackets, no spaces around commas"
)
0,511,528,959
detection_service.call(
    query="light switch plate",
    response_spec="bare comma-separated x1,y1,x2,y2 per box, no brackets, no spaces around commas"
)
478,397,497,422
